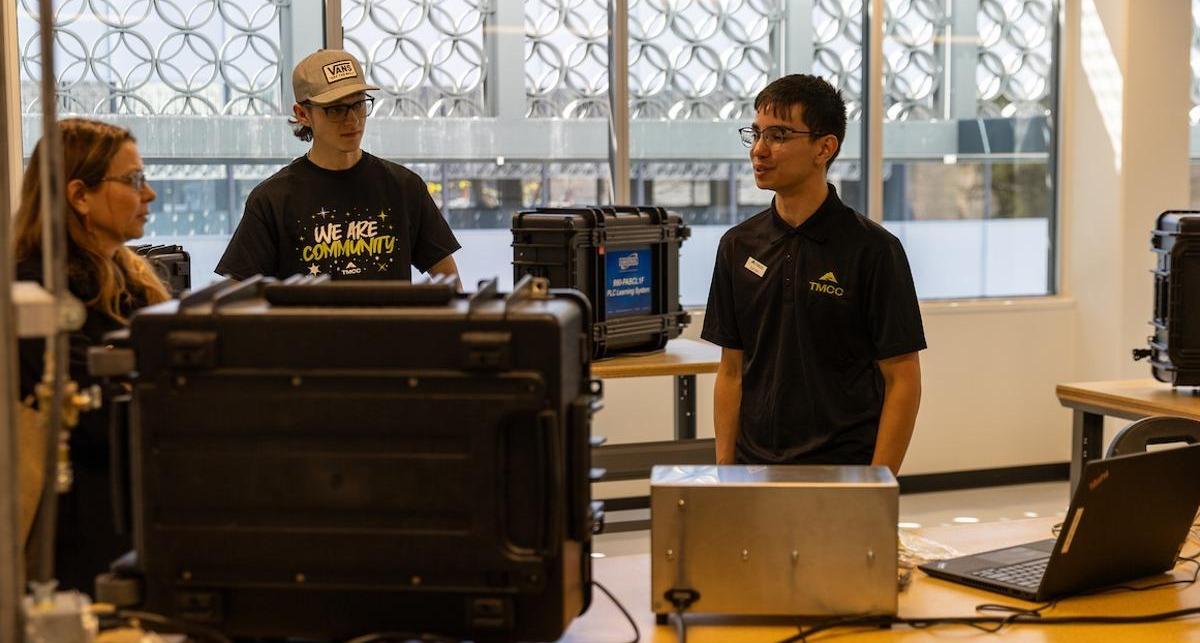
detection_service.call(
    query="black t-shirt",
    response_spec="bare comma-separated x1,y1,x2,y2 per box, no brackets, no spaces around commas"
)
216,153,461,281
16,257,142,423
701,184,927,465
17,255,150,591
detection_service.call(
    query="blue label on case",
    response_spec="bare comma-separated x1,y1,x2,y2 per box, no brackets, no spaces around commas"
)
605,247,653,317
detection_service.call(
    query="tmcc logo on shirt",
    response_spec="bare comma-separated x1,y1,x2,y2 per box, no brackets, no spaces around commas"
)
809,271,845,297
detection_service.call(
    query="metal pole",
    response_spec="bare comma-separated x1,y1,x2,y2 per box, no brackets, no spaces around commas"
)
34,0,70,584
1048,0,1063,296
0,1,26,636
782,0,814,75
225,164,238,234
948,0,981,120
485,0,525,120
325,0,343,49
727,162,737,224
608,0,631,204
540,162,549,205
864,0,884,221
281,2,298,109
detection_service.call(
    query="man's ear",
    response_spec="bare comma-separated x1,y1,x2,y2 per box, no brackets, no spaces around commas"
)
293,102,311,127
65,178,91,217
816,134,839,167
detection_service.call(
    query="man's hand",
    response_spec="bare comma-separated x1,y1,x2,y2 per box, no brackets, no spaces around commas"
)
428,254,461,291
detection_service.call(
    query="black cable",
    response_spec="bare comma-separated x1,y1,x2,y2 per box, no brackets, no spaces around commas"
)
344,633,458,643
593,580,640,643
969,600,1058,633
778,606,1200,642
116,609,234,643
671,610,686,643
994,606,1200,625
781,527,1200,641
778,615,892,642
661,586,699,642
975,600,1057,617
1074,552,1200,596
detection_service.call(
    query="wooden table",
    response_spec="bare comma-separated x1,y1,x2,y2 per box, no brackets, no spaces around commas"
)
564,517,1200,641
590,339,722,501
591,337,722,379
591,338,721,440
1056,379,1200,493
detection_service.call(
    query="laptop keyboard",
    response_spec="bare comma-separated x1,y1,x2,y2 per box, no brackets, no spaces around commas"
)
970,557,1050,589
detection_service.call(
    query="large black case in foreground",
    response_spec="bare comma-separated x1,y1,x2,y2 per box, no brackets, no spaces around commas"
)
1146,212,1200,385
124,276,602,640
512,206,690,358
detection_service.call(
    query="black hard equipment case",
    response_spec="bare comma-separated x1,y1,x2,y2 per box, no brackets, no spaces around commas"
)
131,243,191,297
512,205,690,358
1137,211,1200,385
118,275,604,641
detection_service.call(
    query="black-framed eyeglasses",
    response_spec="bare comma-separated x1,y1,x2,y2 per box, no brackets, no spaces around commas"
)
305,96,375,122
99,169,148,191
738,126,821,148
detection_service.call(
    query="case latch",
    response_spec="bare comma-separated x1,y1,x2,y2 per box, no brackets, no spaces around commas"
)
461,331,512,370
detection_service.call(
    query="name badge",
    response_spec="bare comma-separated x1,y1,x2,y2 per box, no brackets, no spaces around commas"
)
744,256,767,278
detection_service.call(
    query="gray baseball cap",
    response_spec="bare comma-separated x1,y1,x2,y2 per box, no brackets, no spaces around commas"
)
292,49,379,105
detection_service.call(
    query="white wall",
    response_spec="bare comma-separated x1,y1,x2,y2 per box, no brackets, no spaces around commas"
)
594,301,1077,487
595,0,1194,480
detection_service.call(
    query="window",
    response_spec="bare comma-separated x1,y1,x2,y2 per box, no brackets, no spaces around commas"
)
881,0,1058,299
631,0,865,304
17,0,292,282
17,0,1059,302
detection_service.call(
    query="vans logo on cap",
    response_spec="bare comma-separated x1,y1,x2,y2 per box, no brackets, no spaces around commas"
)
322,60,358,83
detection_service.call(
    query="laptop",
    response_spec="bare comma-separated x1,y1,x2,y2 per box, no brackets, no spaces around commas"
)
919,443,1200,602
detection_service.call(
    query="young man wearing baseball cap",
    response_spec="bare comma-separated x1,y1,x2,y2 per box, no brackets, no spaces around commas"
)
217,49,461,282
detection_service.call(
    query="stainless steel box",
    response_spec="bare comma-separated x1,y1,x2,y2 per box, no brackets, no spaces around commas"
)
650,465,898,617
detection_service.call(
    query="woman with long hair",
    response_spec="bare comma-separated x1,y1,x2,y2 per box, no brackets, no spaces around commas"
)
15,118,170,592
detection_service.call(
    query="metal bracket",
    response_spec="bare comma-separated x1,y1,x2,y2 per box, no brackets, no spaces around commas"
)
13,282,84,337
675,374,697,440
467,276,500,319
507,274,551,304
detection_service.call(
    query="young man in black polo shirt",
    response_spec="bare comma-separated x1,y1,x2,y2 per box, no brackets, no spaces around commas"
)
701,75,925,474
217,49,461,282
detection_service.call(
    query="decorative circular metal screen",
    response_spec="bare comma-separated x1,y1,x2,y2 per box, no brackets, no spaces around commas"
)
18,0,285,115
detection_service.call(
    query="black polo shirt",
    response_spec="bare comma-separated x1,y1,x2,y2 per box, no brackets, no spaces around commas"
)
701,184,926,465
